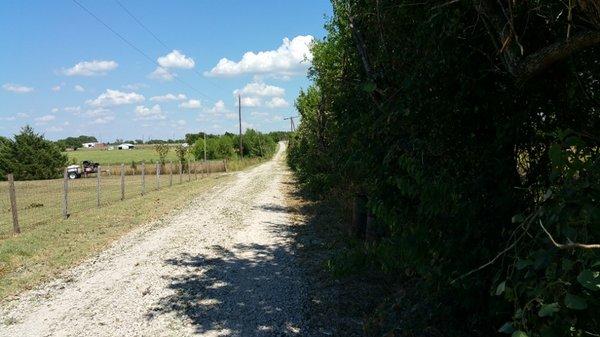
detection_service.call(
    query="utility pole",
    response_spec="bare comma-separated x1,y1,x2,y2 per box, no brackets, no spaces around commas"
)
238,94,243,159
284,116,298,132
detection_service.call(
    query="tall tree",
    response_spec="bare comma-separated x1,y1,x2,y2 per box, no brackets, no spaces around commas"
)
0,126,68,180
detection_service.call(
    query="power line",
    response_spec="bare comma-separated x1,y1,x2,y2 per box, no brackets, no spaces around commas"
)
113,0,225,91
115,0,169,50
71,0,217,103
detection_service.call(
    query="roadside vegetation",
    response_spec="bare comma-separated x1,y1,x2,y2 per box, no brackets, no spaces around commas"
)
288,1,600,336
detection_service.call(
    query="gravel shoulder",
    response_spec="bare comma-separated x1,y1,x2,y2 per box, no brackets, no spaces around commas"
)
0,143,307,337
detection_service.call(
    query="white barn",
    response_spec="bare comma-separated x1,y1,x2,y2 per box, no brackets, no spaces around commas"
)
117,143,135,150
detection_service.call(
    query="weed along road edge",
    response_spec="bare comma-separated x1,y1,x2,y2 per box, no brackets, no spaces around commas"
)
0,142,307,336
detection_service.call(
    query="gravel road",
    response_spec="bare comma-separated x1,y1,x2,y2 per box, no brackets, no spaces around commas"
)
0,142,308,337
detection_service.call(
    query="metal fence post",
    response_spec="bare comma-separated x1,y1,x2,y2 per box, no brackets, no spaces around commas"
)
62,168,69,219
179,161,183,184
120,163,125,201
156,162,161,189
96,166,101,207
7,174,20,234
141,162,145,195
169,161,173,187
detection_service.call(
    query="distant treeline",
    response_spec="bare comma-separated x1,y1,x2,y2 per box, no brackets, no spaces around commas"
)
55,131,290,150
189,130,287,160
1,126,290,180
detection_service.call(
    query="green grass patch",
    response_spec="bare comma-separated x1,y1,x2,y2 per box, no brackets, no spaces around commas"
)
65,147,182,165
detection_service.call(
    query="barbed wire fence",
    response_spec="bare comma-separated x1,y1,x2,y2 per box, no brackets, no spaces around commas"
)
0,159,227,237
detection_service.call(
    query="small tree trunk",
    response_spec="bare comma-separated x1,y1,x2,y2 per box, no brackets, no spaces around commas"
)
351,193,367,238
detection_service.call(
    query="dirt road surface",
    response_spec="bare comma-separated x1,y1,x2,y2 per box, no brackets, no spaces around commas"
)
0,143,308,337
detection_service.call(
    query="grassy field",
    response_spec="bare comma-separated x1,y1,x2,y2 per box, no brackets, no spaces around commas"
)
65,147,184,165
0,156,268,299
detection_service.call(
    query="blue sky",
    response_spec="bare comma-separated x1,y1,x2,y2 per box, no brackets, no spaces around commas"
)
0,1,331,141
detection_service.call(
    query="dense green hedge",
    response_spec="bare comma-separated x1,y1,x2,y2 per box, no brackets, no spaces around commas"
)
289,1,599,336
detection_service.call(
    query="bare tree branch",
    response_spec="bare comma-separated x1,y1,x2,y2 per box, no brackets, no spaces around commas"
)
475,0,600,82
514,30,600,81
539,220,600,250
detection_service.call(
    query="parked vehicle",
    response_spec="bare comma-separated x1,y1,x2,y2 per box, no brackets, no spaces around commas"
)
66,160,100,179
66,165,82,179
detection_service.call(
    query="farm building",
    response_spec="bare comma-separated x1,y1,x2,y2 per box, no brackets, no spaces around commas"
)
82,142,107,149
117,143,135,150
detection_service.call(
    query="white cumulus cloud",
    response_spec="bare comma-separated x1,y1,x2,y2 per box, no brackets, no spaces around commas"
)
64,106,82,114
74,85,85,92
157,50,195,69
35,115,56,124
91,116,115,124
250,111,269,117
3,83,34,93
239,96,262,107
148,67,175,81
203,100,229,115
135,104,166,120
266,97,289,108
84,108,112,118
86,89,144,107
179,99,201,109
234,81,285,97
206,35,313,77
63,60,118,76
150,93,187,102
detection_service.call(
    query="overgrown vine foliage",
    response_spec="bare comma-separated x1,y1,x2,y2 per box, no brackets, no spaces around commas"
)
288,1,600,336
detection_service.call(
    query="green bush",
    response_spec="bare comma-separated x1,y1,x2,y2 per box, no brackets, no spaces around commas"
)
0,126,68,180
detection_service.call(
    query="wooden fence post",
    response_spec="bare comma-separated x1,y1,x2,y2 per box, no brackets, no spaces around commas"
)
194,161,198,180
7,174,20,234
187,162,191,182
224,159,228,172
96,166,101,207
156,163,161,189
169,161,173,187
120,163,125,201
179,161,183,184
62,168,69,219
141,162,145,195
208,161,211,175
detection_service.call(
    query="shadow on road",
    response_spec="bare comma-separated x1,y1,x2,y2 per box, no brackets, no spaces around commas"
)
146,214,305,336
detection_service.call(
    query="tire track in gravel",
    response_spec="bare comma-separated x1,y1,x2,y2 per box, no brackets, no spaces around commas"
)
0,142,307,337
